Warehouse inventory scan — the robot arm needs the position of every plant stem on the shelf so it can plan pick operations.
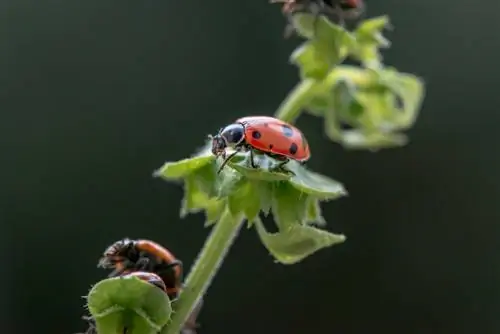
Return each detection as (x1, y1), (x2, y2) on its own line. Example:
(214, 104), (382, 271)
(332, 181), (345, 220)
(274, 79), (319, 123)
(163, 208), (243, 334)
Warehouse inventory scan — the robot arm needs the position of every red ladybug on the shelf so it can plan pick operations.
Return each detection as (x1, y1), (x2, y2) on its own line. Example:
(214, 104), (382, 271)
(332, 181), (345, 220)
(121, 271), (168, 292)
(210, 116), (310, 173)
(98, 238), (183, 299)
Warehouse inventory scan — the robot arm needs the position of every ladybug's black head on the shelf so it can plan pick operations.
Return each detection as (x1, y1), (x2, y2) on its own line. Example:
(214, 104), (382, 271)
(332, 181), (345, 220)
(210, 123), (245, 157)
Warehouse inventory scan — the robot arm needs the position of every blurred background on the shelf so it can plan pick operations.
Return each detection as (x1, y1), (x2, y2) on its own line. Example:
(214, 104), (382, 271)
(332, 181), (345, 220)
(3, 0), (500, 333)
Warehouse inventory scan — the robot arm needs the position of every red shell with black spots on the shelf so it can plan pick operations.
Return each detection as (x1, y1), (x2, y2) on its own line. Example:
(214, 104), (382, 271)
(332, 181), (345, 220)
(236, 116), (311, 162)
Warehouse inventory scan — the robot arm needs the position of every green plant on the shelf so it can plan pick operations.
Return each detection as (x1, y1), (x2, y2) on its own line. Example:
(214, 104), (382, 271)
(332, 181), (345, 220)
(84, 6), (424, 334)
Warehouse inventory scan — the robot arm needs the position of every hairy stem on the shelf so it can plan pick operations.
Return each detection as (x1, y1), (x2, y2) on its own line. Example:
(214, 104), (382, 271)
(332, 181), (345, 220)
(274, 79), (319, 123)
(163, 208), (243, 334)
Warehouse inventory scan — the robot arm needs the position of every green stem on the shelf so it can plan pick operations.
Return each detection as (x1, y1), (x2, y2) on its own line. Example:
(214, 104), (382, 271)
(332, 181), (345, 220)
(274, 79), (319, 124)
(163, 208), (243, 334)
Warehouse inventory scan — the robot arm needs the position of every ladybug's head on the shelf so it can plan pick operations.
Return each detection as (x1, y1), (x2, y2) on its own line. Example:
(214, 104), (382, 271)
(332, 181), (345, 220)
(98, 238), (136, 268)
(210, 123), (245, 157)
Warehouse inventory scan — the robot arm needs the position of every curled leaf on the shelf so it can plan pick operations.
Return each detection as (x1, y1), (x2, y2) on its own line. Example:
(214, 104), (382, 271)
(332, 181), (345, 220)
(351, 16), (392, 67)
(87, 276), (171, 334)
(301, 66), (424, 150)
(305, 196), (327, 227)
(255, 218), (346, 264)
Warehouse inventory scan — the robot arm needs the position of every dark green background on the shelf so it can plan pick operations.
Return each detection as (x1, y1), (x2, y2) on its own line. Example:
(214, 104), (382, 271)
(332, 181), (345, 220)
(3, 0), (500, 333)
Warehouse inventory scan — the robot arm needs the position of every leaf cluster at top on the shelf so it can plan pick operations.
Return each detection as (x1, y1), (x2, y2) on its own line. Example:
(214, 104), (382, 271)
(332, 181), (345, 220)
(155, 143), (347, 264)
(281, 14), (425, 150)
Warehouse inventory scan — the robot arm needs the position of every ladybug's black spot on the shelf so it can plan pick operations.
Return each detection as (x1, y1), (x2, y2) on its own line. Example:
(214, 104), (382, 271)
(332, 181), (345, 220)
(269, 144), (274, 149)
(281, 125), (294, 137)
(252, 130), (262, 139)
(263, 123), (269, 127)
(289, 143), (298, 155)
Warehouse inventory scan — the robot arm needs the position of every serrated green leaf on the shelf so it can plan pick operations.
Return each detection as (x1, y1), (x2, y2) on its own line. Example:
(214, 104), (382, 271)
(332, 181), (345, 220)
(192, 163), (218, 197)
(354, 16), (391, 46)
(227, 179), (261, 221)
(305, 197), (326, 227)
(181, 176), (224, 226)
(87, 276), (171, 334)
(255, 218), (346, 264)
(286, 161), (347, 200)
(290, 13), (355, 48)
(216, 167), (245, 197)
(154, 147), (214, 180)
(271, 182), (309, 230)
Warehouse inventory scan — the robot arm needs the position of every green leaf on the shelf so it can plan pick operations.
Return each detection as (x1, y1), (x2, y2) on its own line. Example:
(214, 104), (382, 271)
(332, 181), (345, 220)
(226, 151), (293, 181)
(305, 95), (329, 117)
(227, 180), (261, 223)
(286, 161), (347, 200)
(154, 144), (214, 180)
(291, 41), (333, 80)
(289, 14), (355, 80)
(377, 68), (425, 129)
(181, 176), (225, 226)
(216, 166), (245, 197)
(87, 275), (171, 334)
(271, 182), (310, 230)
(351, 16), (392, 67)
(255, 180), (273, 217)
(305, 197), (326, 227)
(156, 141), (347, 231)
(255, 218), (346, 264)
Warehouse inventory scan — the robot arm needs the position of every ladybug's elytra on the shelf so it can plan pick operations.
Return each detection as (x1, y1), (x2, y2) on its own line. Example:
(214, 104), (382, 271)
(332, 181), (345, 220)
(98, 238), (183, 299)
(121, 271), (168, 293)
(210, 116), (310, 173)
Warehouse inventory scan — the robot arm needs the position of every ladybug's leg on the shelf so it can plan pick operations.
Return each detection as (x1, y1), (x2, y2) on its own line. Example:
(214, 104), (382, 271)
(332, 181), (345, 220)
(107, 263), (128, 277)
(217, 150), (238, 174)
(274, 158), (290, 170)
(249, 148), (258, 168)
(157, 260), (183, 281)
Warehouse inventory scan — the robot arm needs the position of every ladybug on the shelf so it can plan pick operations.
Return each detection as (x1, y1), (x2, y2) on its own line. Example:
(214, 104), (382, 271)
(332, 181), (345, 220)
(210, 116), (310, 173)
(98, 238), (183, 299)
(121, 271), (168, 293)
